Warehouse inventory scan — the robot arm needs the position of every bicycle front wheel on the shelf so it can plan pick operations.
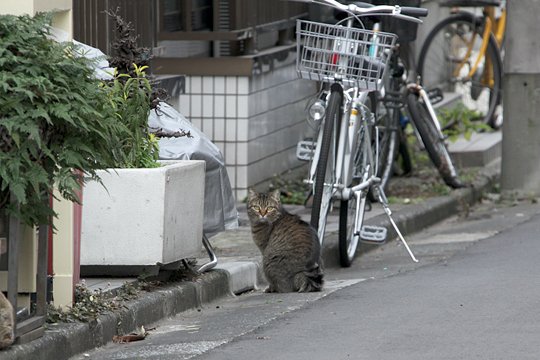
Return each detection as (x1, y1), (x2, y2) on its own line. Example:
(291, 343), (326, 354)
(310, 84), (342, 242)
(406, 92), (464, 188)
(338, 123), (369, 267)
(417, 12), (503, 128)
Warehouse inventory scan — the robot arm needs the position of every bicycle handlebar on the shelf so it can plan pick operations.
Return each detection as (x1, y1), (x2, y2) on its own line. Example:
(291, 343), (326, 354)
(289, 0), (428, 23)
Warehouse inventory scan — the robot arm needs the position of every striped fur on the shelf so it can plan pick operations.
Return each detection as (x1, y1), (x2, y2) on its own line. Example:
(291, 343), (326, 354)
(247, 189), (324, 293)
(0, 291), (14, 349)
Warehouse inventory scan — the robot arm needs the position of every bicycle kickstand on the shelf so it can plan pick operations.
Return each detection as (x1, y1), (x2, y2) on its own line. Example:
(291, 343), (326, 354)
(375, 186), (419, 263)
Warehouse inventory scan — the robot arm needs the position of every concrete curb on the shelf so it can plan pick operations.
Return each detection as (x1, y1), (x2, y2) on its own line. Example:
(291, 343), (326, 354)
(2, 162), (499, 360)
(370, 160), (500, 242)
(3, 270), (232, 360)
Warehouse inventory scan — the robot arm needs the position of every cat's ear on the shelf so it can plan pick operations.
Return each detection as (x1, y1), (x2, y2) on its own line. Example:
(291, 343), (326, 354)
(270, 189), (281, 202)
(247, 188), (257, 201)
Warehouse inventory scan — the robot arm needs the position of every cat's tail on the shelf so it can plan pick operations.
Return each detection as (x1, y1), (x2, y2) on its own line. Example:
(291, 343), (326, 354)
(295, 263), (324, 292)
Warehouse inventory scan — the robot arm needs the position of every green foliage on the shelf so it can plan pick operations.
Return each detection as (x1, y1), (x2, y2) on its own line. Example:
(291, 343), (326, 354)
(438, 103), (492, 142)
(0, 14), (160, 227)
(103, 65), (159, 168)
(0, 14), (125, 225)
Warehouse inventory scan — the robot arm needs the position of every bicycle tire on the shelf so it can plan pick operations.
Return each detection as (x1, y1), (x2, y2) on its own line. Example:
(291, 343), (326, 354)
(371, 92), (399, 192)
(339, 188), (367, 267)
(406, 92), (465, 188)
(310, 84), (342, 241)
(338, 115), (369, 267)
(417, 12), (503, 128)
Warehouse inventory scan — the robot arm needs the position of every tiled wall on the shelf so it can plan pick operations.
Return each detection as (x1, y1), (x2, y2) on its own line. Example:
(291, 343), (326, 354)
(174, 63), (317, 201)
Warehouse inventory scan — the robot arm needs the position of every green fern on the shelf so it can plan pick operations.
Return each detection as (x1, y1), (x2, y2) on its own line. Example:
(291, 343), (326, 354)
(0, 13), (157, 226)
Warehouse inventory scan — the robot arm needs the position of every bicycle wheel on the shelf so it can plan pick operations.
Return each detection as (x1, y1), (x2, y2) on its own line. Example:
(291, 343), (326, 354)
(338, 115), (370, 267)
(417, 12), (503, 128)
(370, 92), (399, 192)
(406, 92), (464, 188)
(310, 84), (342, 242)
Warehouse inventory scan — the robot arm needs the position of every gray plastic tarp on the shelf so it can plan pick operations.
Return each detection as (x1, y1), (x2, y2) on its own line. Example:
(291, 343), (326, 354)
(148, 103), (239, 234)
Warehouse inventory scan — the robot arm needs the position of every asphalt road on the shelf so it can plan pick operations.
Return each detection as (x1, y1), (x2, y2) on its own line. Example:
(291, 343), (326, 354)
(75, 199), (540, 360)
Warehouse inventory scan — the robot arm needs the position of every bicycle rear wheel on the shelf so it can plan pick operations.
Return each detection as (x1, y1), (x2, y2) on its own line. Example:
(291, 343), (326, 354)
(371, 92), (399, 192)
(417, 12), (503, 128)
(310, 84), (342, 242)
(406, 92), (464, 188)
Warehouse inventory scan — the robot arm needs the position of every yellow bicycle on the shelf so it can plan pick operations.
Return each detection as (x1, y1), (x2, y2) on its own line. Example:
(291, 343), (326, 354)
(417, 0), (505, 129)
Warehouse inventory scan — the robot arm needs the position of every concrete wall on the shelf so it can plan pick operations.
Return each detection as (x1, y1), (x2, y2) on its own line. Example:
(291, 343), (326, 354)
(501, 0), (540, 196)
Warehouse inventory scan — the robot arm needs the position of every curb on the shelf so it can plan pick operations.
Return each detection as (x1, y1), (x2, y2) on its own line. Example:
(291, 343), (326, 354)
(2, 162), (499, 360)
(3, 270), (232, 360)
(370, 159), (500, 242)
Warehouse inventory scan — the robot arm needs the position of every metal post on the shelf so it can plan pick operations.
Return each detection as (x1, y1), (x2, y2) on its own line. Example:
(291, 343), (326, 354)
(35, 220), (48, 316)
(7, 193), (20, 333)
(501, 0), (540, 197)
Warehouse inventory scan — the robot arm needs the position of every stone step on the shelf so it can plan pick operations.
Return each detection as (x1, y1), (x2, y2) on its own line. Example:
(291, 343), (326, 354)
(448, 131), (502, 168)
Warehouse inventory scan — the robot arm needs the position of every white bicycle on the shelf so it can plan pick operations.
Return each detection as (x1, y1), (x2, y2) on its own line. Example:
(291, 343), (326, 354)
(294, 0), (425, 266)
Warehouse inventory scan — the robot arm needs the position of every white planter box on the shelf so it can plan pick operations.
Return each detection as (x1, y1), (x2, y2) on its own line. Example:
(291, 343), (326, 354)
(80, 160), (205, 275)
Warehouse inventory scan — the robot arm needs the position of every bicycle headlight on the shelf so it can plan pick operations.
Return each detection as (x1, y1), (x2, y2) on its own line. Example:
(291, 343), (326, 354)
(308, 100), (326, 122)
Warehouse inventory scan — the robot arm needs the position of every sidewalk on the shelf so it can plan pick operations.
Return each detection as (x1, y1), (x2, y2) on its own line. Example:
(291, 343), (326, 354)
(2, 159), (501, 360)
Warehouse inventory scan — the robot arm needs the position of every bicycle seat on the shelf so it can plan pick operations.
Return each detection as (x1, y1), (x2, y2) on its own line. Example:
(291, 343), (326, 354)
(440, 0), (501, 7)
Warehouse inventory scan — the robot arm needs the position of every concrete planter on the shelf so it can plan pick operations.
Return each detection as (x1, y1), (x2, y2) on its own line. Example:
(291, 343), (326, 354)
(80, 160), (205, 276)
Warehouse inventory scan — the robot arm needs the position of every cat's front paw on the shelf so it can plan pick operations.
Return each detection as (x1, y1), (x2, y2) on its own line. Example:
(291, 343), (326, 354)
(264, 286), (276, 293)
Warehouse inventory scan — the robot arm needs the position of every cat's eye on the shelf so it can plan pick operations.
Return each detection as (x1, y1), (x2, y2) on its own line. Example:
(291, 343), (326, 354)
(267, 206), (275, 211)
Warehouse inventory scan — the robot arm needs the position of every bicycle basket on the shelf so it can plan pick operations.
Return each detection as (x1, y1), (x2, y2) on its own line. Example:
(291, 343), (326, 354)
(296, 20), (397, 91)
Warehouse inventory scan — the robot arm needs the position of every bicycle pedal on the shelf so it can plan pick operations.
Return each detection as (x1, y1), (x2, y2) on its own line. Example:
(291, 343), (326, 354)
(359, 225), (387, 244)
(296, 140), (316, 161)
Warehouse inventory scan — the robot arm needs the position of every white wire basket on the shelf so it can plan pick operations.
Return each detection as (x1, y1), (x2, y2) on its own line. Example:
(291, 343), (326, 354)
(296, 20), (397, 91)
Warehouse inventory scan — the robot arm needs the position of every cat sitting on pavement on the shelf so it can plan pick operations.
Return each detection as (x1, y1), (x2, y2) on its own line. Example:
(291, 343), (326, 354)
(246, 189), (324, 293)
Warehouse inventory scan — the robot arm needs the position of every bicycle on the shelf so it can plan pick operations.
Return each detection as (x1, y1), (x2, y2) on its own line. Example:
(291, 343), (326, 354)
(417, 0), (505, 129)
(294, 0), (425, 266)
(384, 42), (466, 189)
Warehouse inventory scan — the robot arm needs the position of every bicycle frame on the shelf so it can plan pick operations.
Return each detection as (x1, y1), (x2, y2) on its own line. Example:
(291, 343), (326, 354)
(305, 88), (374, 232)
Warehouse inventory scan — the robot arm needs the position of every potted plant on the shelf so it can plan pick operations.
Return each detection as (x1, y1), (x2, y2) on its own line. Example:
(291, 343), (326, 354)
(79, 11), (205, 275)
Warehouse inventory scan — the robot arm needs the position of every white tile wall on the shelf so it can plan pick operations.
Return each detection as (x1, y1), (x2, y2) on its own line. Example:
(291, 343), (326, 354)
(237, 119), (248, 142)
(225, 95), (237, 118)
(225, 120), (236, 142)
(214, 76), (225, 94)
(191, 76), (202, 93)
(190, 95), (202, 117)
(179, 95), (190, 117)
(225, 143), (236, 165)
(236, 166), (247, 188)
(175, 68), (314, 197)
(236, 142), (248, 165)
(214, 95), (225, 117)
(214, 118), (225, 141)
(225, 76), (237, 93)
(202, 95), (213, 117)
(237, 95), (248, 118)
(202, 76), (213, 94)
(238, 77), (249, 95)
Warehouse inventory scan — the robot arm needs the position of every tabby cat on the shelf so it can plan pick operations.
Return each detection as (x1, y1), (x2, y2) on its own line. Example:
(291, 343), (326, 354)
(247, 189), (324, 293)
(0, 291), (14, 349)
